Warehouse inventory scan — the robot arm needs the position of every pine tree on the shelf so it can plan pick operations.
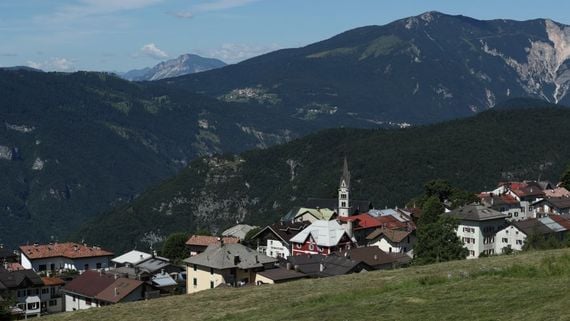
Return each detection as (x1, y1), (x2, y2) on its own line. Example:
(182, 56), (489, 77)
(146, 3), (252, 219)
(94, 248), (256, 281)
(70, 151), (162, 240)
(560, 165), (570, 190)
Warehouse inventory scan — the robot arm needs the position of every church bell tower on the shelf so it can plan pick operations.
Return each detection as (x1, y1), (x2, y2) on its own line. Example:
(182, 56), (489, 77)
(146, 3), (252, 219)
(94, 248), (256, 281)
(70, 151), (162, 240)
(338, 157), (351, 217)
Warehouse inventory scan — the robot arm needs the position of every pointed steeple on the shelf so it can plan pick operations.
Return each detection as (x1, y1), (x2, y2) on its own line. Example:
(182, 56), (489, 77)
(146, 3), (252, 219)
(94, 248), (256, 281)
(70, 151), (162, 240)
(340, 157), (350, 189)
(338, 157), (351, 218)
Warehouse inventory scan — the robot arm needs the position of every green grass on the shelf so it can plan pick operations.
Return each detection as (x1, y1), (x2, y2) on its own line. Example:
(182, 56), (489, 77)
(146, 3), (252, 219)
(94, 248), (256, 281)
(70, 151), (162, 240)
(42, 248), (570, 321)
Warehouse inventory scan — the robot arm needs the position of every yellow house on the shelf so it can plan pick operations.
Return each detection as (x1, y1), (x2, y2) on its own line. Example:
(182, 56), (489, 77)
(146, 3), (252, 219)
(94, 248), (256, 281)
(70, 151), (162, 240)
(184, 242), (278, 294)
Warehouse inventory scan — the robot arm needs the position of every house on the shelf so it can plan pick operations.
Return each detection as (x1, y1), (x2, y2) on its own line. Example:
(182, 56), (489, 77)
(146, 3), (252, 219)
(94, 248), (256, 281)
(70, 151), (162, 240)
(0, 269), (64, 317)
(289, 220), (356, 256)
(185, 235), (240, 256)
(251, 221), (309, 258)
(446, 204), (508, 258)
(282, 254), (372, 278)
(479, 193), (526, 221)
(532, 197), (570, 217)
(335, 247), (411, 270)
(254, 267), (307, 285)
(111, 250), (153, 267)
(338, 213), (385, 244)
(495, 217), (567, 253)
(19, 242), (113, 273)
(222, 224), (258, 240)
(280, 207), (336, 223)
(366, 227), (416, 257)
(184, 242), (277, 294)
(63, 270), (147, 311)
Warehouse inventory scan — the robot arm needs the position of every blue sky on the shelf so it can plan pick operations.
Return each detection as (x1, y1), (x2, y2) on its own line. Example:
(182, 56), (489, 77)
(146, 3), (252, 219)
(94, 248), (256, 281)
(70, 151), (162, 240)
(1, 0), (570, 72)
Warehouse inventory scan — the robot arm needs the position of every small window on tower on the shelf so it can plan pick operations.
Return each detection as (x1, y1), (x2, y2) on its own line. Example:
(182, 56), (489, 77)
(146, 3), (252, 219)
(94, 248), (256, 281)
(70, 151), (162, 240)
(340, 194), (347, 199)
(341, 202), (346, 207)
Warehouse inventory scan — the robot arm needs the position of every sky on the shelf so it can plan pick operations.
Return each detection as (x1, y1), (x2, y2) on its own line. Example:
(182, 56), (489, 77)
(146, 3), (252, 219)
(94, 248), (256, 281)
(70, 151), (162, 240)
(1, 0), (570, 72)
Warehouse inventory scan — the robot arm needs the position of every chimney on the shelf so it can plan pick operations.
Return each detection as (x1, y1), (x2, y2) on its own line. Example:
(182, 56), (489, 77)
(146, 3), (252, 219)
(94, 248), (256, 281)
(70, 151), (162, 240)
(319, 263), (325, 272)
(153, 250), (157, 258)
(373, 254), (378, 260)
(114, 273), (118, 280)
(255, 255), (259, 264)
(218, 237), (224, 246)
(114, 288), (118, 296)
(286, 262), (292, 270)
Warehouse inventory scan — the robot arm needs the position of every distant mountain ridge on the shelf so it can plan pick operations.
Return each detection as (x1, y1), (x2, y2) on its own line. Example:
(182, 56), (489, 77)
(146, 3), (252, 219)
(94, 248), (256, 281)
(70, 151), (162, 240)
(161, 11), (570, 124)
(121, 54), (226, 81)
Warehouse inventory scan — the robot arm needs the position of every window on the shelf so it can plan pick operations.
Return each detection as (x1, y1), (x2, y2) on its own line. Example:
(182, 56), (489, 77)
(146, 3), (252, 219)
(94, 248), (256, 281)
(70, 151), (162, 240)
(49, 300), (57, 307)
(193, 264), (197, 271)
(84, 264), (89, 271)
(502, 238), (508, 243)
(516, 240), (523, 245)
(50, 263), (55, 271)
(85, 298), (92, 306)
(340, 194), (347, 200)
(296, 244), (301, 249)
(341, 202), (346, 207)
(73, 296), (76, 302)
(210, 281), (214, 289)
(469, 250), (475, 256)
(210, 268), (214, 275)
(27, 302), (39, 310)
(309, 244), (314, 251)
(38, 264), (47, 271)
(193, 278), (197, 286)
(42, 288), (49, 294)
(96, 263), (102, 269)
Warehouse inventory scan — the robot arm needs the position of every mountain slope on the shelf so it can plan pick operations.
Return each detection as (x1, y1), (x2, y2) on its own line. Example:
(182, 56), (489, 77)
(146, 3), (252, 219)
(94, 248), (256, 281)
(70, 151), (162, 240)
(43, 248), (570, 321)
(121, 54), (226, 81)
(161, 11), (570, 124)
(77, 107), (570, 251)
(0, 70), (311, 248)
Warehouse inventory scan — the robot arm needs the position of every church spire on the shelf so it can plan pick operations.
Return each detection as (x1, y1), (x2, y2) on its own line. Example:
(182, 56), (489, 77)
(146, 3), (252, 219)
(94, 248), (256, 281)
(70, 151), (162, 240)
(338, 157), (351, 217)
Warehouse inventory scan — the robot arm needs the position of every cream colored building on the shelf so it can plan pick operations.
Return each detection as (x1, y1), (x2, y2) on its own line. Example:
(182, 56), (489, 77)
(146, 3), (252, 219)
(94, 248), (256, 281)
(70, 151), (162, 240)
(184, 242), (278, 294)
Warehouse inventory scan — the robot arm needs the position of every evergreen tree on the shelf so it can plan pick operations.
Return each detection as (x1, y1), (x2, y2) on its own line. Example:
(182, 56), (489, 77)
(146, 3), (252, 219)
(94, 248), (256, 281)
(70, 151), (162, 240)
(414, 197), (468, 265)
(161, 232), (189, 263)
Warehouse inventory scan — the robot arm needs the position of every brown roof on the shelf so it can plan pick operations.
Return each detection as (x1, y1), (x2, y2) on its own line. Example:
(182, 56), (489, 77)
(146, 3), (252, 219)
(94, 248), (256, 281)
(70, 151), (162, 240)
(366, 228), (413, 243)
(549, 215), (570, 230)
(256, 267), (306, 282)
(41, 277), (65, 286)
(95, 278), (143, 304)
(63, 271), (116, 298)
(20, 242), (113, 260)
(185, 235), (240, 247)
(336, 247), (411, 267)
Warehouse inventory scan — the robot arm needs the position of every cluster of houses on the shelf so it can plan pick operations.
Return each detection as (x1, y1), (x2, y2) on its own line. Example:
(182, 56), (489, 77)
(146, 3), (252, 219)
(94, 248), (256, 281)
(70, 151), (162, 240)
(3, 158), (570, 317)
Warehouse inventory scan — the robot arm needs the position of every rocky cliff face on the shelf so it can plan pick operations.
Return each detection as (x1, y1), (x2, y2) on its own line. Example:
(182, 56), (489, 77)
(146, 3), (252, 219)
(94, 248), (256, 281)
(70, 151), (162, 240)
(122, 54), (226, 81)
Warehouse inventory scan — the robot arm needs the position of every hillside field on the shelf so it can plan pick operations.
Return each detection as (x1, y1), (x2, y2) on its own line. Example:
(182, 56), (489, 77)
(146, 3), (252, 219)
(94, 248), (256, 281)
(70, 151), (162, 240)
(43, 248), (570, 321)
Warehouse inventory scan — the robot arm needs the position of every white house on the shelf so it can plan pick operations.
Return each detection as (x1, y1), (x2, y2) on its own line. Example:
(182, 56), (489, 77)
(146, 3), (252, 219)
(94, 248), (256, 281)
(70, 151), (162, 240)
(20, 242), (114, 273)
(366, 228), (416, 257)
(446, 204), (508, 258)
(252, 221), (309, 258)
(495, 217), (568, 253)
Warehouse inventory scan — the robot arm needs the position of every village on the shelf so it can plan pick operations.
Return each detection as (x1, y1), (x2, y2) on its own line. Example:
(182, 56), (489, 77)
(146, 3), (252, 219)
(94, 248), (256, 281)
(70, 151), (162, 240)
(1, 158), (570, 318)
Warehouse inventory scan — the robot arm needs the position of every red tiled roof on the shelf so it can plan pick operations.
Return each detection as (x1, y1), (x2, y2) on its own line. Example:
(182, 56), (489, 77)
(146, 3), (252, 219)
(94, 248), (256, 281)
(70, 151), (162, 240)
(548, 215), (570, 230)
(4, 263), (25, 272)
(338, 213), (384, 230)
(374, 215), (407, 229)
(20, 242), (113, 260)
(42, 277), (65, 286)
(185, 235), (240, 246)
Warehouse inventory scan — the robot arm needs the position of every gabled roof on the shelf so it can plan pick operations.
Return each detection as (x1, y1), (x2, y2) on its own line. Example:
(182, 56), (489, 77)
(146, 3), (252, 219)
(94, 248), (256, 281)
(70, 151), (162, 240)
(549, 215), (570, 230)
(281, 207), (336, 222)
(538, 216), (566, 233)
(185, 235), (240, 247)
(135, 257), (170, 274)
(446, 204), (507, 221)
(95, 278), (144, 304)
(222, 224), (258, 240)
(184, 243), (277, 270)
(335, 247), (411, 267)
(20, 242), (113, 260)
(544, 187), (570, 198)
(511, 219), (553, 236)
(289, 220), (355, 247)
(252, 221), (309, 244)
(539, 197), (570, 210)
(366, 227), (413, 243)
(41, 277), (65, 286)
(284, 254), (369, 277)
(151, 272), (178, 288)
(338, 213), (383, 230)
(256, 267), (306, 282)
(0, 270), (43, 289)
(111, 250), (153, 266)
(63, 270), (116, 298)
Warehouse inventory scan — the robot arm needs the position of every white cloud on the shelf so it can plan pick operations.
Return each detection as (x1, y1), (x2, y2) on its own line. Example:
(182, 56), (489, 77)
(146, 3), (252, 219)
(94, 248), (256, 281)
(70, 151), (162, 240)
(27, 57), (75, 72)
(140, 43), (169, 60)
(201, 43), (280, 63)
(170, 0), (259, 18)
(42, 0), (163, 22)
(168, 11), (194, 19)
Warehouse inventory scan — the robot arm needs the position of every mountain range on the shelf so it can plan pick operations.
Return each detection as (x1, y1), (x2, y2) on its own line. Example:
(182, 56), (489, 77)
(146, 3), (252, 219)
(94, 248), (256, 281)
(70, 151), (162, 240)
(3, 11), (570, 248)
(162, 11), (570, 124)
(120, 54), (226, 81)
